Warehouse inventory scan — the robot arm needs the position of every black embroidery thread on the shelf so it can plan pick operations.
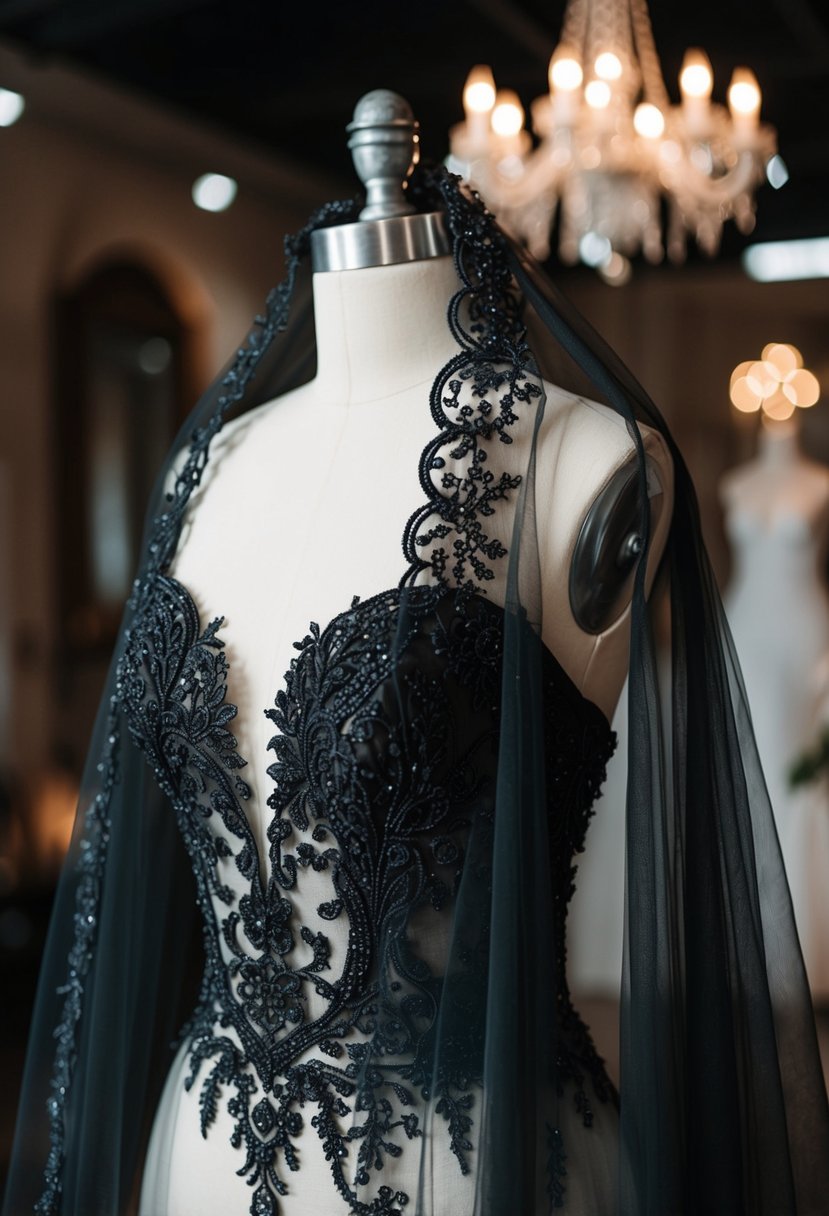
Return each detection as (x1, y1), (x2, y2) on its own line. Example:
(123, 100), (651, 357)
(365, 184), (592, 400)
(37, 173), (618, 1216)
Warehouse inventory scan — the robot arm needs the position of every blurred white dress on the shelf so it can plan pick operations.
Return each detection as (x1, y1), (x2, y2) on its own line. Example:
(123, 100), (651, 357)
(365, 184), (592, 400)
(722, 430), (829, 1001)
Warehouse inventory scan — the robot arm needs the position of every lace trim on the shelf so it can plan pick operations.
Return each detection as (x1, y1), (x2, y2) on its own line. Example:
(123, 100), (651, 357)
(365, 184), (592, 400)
(402, 174), (542, 591)
(35, 699), (121, 1216)
(33, 196), (361, 1216)
(36, 172), (612, 1216)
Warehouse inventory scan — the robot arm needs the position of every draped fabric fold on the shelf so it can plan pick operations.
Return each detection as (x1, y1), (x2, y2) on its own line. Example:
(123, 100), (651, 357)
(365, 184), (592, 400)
(4, 170), (828, 1216)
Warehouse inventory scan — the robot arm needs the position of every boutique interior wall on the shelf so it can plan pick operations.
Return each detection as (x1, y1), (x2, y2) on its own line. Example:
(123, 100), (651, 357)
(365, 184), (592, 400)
(2, 33), (829, 848)
(0, 40), (334, 792)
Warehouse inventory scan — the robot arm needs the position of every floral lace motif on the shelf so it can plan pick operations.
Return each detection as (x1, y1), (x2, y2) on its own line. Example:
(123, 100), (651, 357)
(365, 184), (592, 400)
(120, 576), (616, 1215)
(38, 173), (617, 1216)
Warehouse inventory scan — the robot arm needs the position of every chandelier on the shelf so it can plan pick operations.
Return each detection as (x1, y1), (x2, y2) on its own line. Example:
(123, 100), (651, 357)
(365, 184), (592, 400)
(447, 0), (779, 281)
(730, 344), (820, 422)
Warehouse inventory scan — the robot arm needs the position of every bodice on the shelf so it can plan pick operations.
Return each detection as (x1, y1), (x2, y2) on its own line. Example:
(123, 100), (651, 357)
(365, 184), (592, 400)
(119, 571), (617, 1215)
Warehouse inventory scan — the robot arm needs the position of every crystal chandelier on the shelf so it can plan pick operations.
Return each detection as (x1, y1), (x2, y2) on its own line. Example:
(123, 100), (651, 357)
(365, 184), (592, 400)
(448, 0), (780, 281)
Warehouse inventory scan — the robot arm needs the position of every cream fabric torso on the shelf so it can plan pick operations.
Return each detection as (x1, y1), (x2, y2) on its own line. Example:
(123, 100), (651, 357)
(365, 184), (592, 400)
(138, 254), (672, 1215)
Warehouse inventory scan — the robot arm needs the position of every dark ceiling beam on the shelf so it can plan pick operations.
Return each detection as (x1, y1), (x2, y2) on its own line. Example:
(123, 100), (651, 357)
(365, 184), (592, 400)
(4, 0), (210, 48)
(769, 0), (829, 63)
(465, 0), (557, 65)
(0, 0), (62, 24)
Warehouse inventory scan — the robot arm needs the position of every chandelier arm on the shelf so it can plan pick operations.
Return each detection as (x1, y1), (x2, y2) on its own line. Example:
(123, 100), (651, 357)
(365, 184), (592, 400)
(560, 0), (589, 56)
(473, 154), (566, 212)
(629, 0), (671, 110)
(662, 150), (763, 210)
(591, 0), (633, 62)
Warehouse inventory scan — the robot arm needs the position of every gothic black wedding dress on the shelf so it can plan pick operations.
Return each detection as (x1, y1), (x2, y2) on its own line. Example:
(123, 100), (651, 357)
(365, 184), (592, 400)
(4, 170), (829, 1216)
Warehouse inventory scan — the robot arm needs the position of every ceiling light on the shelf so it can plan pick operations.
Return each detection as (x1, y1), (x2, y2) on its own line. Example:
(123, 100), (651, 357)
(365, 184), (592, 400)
(742, 238), (829, 282)
(192, 173), (238, 213)
(0, 88), (25, 127)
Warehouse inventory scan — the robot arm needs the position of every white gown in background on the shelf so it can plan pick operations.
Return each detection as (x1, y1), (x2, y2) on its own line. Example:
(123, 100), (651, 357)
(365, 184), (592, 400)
(722, 421), (829, 1002)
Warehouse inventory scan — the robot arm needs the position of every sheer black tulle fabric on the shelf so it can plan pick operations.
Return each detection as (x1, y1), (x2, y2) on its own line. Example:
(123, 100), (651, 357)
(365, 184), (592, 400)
(3, 171), (829, 1216)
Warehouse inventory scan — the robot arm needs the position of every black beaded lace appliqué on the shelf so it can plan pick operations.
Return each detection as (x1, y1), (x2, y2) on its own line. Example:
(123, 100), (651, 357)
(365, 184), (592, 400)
(39, 175), (617, 1216)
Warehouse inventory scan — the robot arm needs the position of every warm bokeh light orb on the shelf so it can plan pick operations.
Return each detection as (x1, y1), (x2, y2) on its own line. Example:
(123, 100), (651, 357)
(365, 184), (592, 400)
(549, 55), (583, 92)
(763, 391), (796, 422)
(728, 69), (761, 115)
(762, 342), (802, 376)
(787, 368), (820, 408)
(491, 92), (524, 137)
(594, 51), (623, 81)
(679, 49), (713, 99)
(585, 80), (611, 109)
(633, 103), (665, 139)
(731, 345), (820, 417)
(730, 377), (762, 413)
(730, 360), (754, 389)
(746, 361), (778, 398)
(464, 66), (496, 114)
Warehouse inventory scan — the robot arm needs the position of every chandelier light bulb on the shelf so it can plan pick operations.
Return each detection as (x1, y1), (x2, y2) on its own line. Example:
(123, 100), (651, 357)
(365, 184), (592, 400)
(0, 87), (25, 127)
(594, 51), (623, 81)
(679, 49), (714, 100)
(464, 65), (496, 115)
(585, 79), (612, 110)
(192, 173), (238, 212)
(549, 52), (584, 92)
(728, 68), (761, 116)
(633, 102), (665, 139)
(491, 90), (524, 137)
(450, 0), (778, 273)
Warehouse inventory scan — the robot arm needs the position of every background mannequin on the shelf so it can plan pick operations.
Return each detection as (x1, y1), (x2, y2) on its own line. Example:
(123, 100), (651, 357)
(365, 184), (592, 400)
(721, 414), (829, 1002)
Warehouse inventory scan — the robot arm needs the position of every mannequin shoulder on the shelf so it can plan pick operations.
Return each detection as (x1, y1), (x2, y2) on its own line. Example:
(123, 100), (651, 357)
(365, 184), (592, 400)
(162, 380), (326, 502)
(534, 380), (673, 632)
(534, 380), (674, 523)
(530, 381), (674, 715)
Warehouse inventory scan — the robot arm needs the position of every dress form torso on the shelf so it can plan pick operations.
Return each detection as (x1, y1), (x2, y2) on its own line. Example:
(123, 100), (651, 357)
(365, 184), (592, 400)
(139, 248), (673, 1215)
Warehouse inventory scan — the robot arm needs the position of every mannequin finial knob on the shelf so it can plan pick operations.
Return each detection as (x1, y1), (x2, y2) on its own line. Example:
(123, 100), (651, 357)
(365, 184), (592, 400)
(347, 89), (419, 221)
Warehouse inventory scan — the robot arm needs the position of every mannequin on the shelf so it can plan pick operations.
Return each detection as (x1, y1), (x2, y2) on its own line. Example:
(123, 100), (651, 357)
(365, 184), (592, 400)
(9, 90), (829, 1216)
(721, 414), (829, 1000)
(138, 105), (673, 1216)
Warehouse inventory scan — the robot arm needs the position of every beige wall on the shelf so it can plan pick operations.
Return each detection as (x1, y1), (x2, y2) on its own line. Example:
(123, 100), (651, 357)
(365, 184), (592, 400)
(2, 36), (828, 790)
(0, 40), (337, 780)
(564, 264), (829, 586)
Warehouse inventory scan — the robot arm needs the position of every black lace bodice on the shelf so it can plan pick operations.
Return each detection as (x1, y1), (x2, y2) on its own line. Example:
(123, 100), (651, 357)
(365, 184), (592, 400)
(120, 572), (616, 1215)
(38, 175), (617, 1216)
(20, 166), (829, 1216)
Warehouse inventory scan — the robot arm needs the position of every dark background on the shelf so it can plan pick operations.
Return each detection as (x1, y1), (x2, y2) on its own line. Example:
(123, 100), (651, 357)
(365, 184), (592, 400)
(1, 0), (828, 251)
(1, 0), (828, 1197)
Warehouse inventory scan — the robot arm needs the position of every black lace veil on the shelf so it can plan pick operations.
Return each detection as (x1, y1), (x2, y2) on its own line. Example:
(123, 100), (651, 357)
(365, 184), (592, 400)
(4, 171), (829, 1216)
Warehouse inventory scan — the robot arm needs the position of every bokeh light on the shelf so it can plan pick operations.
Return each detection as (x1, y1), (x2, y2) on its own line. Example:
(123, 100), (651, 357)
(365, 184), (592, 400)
(729, 343), (820, 417)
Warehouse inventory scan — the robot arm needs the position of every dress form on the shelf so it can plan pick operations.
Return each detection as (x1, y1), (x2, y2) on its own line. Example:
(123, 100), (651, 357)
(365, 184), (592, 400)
(721, 416), (829, 1001)
(139, 95), (674, 1215)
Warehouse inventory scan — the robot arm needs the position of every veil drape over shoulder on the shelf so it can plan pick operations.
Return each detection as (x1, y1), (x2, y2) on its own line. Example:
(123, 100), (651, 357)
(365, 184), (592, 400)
(4, 170), (829, 1216)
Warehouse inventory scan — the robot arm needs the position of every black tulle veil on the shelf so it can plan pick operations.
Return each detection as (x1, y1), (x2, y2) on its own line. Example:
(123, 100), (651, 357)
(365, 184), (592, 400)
(3, 170), (829, 1216)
